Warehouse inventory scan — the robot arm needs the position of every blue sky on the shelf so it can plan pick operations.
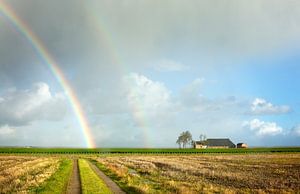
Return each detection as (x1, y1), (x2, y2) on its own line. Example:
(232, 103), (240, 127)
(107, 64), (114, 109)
(0, 0), (300, 147)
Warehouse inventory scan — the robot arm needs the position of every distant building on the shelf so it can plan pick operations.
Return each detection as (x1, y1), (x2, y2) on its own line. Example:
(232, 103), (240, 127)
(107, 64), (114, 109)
(194, 138), (236, 149)
(237, 143), (248, 148)
(194, 143), (207, 149)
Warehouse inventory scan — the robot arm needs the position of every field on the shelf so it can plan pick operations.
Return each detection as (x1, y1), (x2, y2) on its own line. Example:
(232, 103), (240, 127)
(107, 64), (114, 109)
(94, 154), (300, 193)
(0, 156), (61, 193)
(33, 159), (72, 193)
(0, 149), (299, 193)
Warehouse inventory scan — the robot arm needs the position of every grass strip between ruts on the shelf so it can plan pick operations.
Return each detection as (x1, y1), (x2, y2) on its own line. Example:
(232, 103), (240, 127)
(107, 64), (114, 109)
(79, 159), (112, 194)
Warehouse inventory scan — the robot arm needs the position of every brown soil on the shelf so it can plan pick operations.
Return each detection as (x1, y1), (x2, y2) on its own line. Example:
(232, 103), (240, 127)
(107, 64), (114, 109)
(88, 161), (126, 194)
(67, 159), (81, 194)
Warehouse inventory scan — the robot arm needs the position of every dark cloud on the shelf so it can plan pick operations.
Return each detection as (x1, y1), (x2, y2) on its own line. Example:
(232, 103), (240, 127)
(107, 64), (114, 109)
(1, 1), (300, 147)
(1, 0), (300, 89)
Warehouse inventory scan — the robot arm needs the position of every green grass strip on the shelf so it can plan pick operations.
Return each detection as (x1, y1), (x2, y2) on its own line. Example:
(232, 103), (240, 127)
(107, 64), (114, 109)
(79, 159), (112, 194)
(30, 159), (72, 194)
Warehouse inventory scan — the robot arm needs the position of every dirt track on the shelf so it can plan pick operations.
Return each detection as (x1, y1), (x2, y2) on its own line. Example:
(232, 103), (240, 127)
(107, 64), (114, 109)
(88, 161), (126, 194)
(67, 159), (81, 194)
(66, 159), (125, 194)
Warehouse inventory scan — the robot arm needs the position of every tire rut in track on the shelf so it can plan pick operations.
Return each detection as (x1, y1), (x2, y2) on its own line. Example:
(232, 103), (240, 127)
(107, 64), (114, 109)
(88, 161), (126, 194)
(67, 159), (81, 194)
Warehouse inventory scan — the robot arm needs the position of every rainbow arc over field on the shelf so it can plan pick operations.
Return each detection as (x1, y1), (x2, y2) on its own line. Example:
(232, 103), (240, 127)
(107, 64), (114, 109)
(0, 1), (96, 148)
(89, 8), (150, 147)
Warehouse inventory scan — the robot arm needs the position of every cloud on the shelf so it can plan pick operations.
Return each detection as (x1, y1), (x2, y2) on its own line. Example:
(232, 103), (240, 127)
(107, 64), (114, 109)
(0, 1), (299, 147)
(250, 98), (291, 115)
(243, 119), (283, 136)
(179, 78), (244, 113)
(291, 125), (300, 137)
(86, 0), (300, 66)
(2, 0), (300, 81)
(0, 125), (15, 136)
(92, 73), (244, 147)
(124, 73), (171, 116)
(87, 73), (172, 116)
(182, 78), (204, 93)
(153, 59), (189, 72)
(0, 82), (67, 127)
(87, 73), (178, 147)
(180, 78), (205, 107)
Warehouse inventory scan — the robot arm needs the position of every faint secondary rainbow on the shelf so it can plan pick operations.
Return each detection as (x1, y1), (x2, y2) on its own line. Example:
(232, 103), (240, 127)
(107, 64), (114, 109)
(0, 0), (96, 148)
(89, 9), (150, 147)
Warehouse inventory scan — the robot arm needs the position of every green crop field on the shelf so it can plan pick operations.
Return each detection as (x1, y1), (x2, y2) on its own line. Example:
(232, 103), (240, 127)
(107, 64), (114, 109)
(0, 147), (300, 154)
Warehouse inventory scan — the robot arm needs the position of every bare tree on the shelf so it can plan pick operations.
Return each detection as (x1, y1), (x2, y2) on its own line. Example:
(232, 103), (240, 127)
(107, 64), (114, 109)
(176, 134), (184, 148)
(183, 131), (193, 148)
(176, 131), (193, 148)
(199, 134), (207, 141)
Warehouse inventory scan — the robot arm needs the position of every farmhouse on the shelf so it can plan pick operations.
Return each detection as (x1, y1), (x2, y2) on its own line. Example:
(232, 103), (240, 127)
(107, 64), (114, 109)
(237, 143), (248, 148)
(194, 138), (236, 149)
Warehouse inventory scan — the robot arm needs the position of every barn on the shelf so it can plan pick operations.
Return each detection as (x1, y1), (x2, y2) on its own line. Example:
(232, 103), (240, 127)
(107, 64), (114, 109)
(194, 138), (236, 149)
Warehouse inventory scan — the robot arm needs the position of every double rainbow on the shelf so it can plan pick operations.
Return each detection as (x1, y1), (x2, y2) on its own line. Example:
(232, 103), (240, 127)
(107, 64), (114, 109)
(0, 0), (96, 148)
(88, 7), (150, 147)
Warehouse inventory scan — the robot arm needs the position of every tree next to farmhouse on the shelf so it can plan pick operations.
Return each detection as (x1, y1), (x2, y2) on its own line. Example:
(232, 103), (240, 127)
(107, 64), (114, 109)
(176, 131), (193, 148)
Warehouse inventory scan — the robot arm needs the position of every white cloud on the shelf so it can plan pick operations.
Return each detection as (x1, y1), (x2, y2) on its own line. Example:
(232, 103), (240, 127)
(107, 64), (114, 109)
(183, 78), (205, 93)
(90, 74), (247, 146)
(179, 78), (243, 113)
(0, 82), (67, 126)
(153, 60), (189, 72)
(124, 73), (171, 113)
(243, 119), (283, 136)
(0, 125), (15, 135)
(85, 72), (173, 118)
(250, 98), (290, 115)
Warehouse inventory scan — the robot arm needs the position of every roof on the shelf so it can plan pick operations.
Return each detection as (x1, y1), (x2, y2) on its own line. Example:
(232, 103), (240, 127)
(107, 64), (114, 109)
(195, 138), (235, 148)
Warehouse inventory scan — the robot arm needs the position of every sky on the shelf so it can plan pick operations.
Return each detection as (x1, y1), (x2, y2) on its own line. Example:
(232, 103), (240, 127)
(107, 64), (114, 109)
(0, 0), (300, 148)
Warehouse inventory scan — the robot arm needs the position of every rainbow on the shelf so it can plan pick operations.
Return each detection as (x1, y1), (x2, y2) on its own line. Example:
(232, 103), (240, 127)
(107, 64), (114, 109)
(88, 8), (150, 147)
(0, 0), (96, 148)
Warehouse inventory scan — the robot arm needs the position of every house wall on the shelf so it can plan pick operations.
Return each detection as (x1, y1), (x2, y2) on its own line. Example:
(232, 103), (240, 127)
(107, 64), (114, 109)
(195, 145), (231, 149)
(195, 144), (207, 149)
(207, 146), (229, 149)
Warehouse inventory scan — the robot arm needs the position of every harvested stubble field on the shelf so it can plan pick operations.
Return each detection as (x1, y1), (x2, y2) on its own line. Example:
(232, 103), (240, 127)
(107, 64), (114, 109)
(95, 153), (300, 193)
(0, 155), (60, 193)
